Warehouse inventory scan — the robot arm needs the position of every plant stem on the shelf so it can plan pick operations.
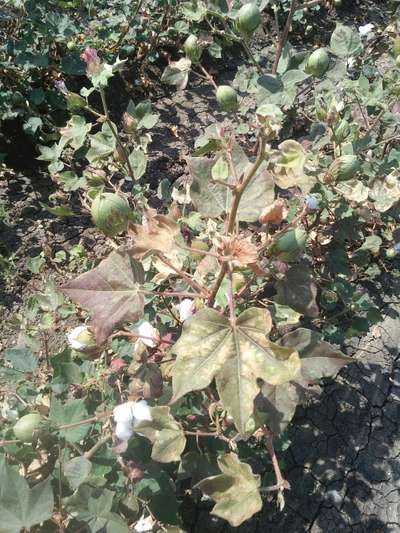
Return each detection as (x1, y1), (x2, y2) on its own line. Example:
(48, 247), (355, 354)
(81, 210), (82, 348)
(208, 134), (267, 307)
(142, 289), (203, 299)
(264, 428), (290, 490)
(84, 434), (112, 459)
(156, 253), (211, 297)
(227, 264), (236, 324)
(272, 0), (297, 75)
(99, 87), (136, 181)
(198, 65), (218, 90)
(58, 411), (111, 431)
(241, 39), (263, 74)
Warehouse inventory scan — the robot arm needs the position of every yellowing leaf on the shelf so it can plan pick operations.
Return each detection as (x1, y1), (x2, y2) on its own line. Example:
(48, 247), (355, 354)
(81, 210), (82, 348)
(171, 308), (300, 434)
(195, 453), (262, 527)
(62, 251), (144, 344)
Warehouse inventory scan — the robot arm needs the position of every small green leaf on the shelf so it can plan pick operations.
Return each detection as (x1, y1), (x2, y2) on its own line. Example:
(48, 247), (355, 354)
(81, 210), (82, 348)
(63, 457), (92, 490)
(3, 347), (38, 373)
(195, 453), (262, 527)
(330, 24), (362, 57)
(50, 398), (89, 443)
(59, 115), (92, 151)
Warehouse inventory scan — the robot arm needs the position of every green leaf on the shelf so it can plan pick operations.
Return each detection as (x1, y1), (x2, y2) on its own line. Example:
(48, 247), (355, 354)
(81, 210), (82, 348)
(195, 453), (262, 527)
(134, 467), (179, 524)
(63, 457), (92, 490)
(189, 144), (274, 222)
(275, 265), (319, 317)
(128, 148), (147, 180)
(126, 100), (159, 130)
(0, 457), (54, 533)
(50, 398), (89, 443)
(330, 24), (362, 57)
(59, 115), (92, 151)
(86, 123), (116, 164)
(62, 251), (144, 344)
(270, 303), (302, 326)
(135, 406), (186, 463)
(3, 347), (38, 373)
(279, 328), (353, 382)
(171, 308), (301, 434)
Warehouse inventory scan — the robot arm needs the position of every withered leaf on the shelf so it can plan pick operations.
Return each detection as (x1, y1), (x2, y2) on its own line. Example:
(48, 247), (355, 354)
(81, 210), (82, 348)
(62, 251), (144, 344)
(128, 211), (180, 258)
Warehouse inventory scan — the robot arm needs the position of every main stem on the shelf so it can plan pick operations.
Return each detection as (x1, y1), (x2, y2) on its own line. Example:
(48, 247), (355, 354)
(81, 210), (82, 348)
(272, 0), (297, 75)
(208, 134), (267, 306)
(99, 88), (136, 181)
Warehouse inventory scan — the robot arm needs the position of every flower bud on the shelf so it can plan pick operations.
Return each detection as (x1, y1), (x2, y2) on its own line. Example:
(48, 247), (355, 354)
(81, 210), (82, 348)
(305, 195), (319, 210)
(122, 112), (137, 133)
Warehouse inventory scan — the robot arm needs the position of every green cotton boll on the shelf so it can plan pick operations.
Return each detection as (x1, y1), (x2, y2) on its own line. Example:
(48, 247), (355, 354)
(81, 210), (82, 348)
(235, 3), (261, 38)
(91, 192), (131, 237)
(13, 413), (43, 443)
(329, 155), (361, 181)
(216, 85), (239, 113)
(333, 119), (351, 143)
(305, 48), (330, 78)
(274, 229), (308, 261)
(183, 34), (202, 64)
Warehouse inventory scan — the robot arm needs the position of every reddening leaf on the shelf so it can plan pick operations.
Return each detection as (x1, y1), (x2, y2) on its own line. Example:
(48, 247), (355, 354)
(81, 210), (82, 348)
(135, 406), (186, 463)
(195, 453), (262, 527)
(171, 308), (301, 434)
(0, 457), (54, 533)
(189, 143), (274, 222)
(62, 251), (144, 344)
(279, 327), (353, 382)
(275, 265), (319, 317)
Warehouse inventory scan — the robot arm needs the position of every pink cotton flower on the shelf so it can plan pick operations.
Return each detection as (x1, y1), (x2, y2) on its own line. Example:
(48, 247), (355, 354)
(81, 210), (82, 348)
(80, 47), (102, 77)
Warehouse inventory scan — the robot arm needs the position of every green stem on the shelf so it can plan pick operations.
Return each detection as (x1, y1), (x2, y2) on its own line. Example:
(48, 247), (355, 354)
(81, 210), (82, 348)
(99, 88), (136, 181)
(241, 39), (263, 74)
(272, 0), (297, 74)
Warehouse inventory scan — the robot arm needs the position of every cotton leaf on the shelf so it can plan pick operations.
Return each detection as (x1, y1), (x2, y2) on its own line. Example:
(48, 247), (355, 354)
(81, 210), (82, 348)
(128, 212), (180, 259)
(189, 143), (274, 222)
(171, 308), (301, 434)
(135, 406), (186, 463)
(195, 453), (262, 527)
(279, 327), (353, 382)
(61, 251), (144, 344)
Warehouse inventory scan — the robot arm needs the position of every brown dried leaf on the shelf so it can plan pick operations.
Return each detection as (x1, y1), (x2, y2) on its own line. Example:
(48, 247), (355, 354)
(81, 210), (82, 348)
(62, 250), (144, 344)
(128, 210), (180, 258)
(259, 199), (288, 224)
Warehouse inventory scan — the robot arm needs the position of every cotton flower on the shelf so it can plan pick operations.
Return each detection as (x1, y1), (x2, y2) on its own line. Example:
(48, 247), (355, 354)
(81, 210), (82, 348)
(394, 242), (400, 254)
(177, 299), (194, 321)
(134, 515), (154, 532)
(67, 325), (96, 352)
(80, 47), (102, 77)
(54, 80), (68, 95)
(305, 196), (319, 210)
(359, 23), (374, 36)
(137, 321), (159, 347)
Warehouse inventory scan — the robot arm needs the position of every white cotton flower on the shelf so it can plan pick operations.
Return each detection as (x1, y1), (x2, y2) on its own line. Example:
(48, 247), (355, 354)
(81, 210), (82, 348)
(359, 23), (374, 36)
(131, 400), (152, 425)
(134, 514), (154, 532)
(137, 321), (159, 347)
(115, 421), (134, 441)
(177, 299), (194, 321)
(67, 325), (96, 352)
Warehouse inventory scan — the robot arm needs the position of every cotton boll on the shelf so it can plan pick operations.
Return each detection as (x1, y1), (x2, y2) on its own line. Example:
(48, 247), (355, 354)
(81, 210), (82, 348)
(115, 421), (134, 441)
(177, 299), (194, 321)
(359, 23), (374, 36)
(134, 515), (154, 532)
(131, 400), (152, 425)
(113, 401), (135, 423)
(67, 325), (96, 352)
(137, 321), (159, 347)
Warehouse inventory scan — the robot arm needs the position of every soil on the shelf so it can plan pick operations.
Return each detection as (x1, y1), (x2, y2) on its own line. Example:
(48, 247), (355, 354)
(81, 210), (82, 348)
(1, 1), (399, 531)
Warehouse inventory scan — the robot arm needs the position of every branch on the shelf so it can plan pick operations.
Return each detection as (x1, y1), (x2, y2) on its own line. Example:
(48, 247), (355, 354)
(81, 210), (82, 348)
(272, 0), (297, 75)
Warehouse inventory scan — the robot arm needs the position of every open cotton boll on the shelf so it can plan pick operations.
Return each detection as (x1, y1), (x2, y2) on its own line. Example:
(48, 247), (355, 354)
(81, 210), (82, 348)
(115, 421), (134, 441)
(137, 321), (159, 347)
(134, 514), (154, 532)
(113, 401), (136, 423)
(359, 23), (374, 36)
(131, 400), (152, 425)
(177, 299), (194, 321)
(67, 325), (96, 352)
